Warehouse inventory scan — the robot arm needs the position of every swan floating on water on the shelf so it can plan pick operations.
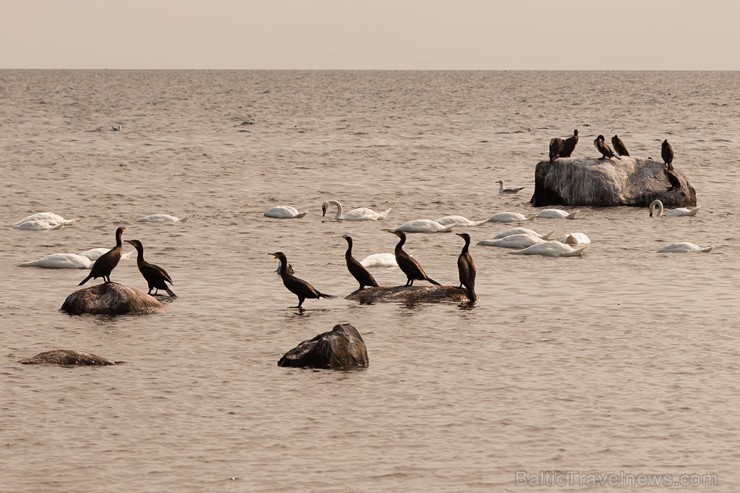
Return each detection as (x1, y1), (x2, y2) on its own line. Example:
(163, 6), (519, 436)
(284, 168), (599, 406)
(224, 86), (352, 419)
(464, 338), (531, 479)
(487, 212), (534, 223)
(264, 206), (307, 219)
(435, 215), (487, 227)
(360, 253), (398, 268)
(493, 227), (552, 240)
(509, 241), (587, 257)
(388, 219), (453, 233)
(19, 253), (93, 269)
(560, 232), (591, 245)
(536, 209), (579, 219)
(496, 180), (525, 194)
(14, 212), (79, 230)
(478, 233), (546, 249)
(657, 242), (713, 253)
(137, 214), (192, 223)
(649, 200), (700, 218)
(321, 200), (391, 221)
(79, 247), (134, 262)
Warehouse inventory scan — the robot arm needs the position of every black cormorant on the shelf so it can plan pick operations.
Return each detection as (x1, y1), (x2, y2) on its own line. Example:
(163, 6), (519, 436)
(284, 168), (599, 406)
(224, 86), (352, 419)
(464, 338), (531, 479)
(594, 135), (618, 159)
(559, 129), (579, 157)
(611, 135), (630, 156)
(549, 137), (564, 163)
(664, 168), (682, 191)
(125, 239), (176, 297)
(455, 233), (477, 302)
(78, 226), (127, 286)
(270, 252), (333, 309)
(661, 139), (674, 171)
(390, 231), (440, 286)
(342, 234), (379, 290)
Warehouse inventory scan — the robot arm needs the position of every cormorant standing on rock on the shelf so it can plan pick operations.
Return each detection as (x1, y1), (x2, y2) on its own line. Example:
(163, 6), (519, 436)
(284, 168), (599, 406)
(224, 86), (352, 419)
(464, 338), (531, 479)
(611, 135), (630, 156)
(559, 129), (579, 157)
(662, 139), (674, 171)
(455, 233), (477, 302)
(270, 251), (333, 309)
(664, 168), (682, 191)
(594, 135), (619, 159)
(390, 231), (441, 286)
(125, 239), (176, 297)
(549, 138), (564, 163)
(342, 235), (379, 290)
(78, 226), (127, 285)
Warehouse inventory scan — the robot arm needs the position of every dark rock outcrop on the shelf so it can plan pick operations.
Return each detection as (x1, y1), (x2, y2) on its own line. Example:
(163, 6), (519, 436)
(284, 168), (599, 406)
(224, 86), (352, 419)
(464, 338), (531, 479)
(345, 285), (470, 304)
(278, 323), (369, 370)
(530, 157), (697, 207)
(61, 281), (165, 315)
(19, 349), (122, 366)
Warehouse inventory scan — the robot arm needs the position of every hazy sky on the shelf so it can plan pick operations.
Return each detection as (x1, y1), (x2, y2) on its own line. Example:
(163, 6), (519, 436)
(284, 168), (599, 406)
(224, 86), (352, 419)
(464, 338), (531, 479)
(1, 0), (739, 70)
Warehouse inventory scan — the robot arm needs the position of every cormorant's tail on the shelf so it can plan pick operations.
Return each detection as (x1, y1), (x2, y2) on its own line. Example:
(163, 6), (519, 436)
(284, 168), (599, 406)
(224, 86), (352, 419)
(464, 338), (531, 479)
(427, 278), (441, 286)
(319, 292), (335, 299)
(78, 275), (92, 286)
(165, 287), (177, 297)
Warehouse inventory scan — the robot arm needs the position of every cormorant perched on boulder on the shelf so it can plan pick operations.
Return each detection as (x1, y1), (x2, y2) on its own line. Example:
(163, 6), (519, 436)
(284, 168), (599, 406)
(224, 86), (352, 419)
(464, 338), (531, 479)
(593, 135), (618, 159)
(78, 226), (127, 286)
(390, 231), (440, 286)
(455, 233), (477, 303)
(549, 137), (564, 162)
(125, 239), (176, 297)
(559, 129), (579, 157)
(661, 139), (674, 170)
(342, 235), (379, 290)
(611, 135), (630, 156)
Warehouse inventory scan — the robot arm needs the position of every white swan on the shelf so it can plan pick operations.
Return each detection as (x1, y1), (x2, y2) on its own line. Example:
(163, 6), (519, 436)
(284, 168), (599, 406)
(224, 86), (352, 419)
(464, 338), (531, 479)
(509, 241), (587, 257)
(264, 206), (307, 219)
(649, 200), (700, 218)
(487, 212), (534, 223)
(137, 214), (192, 223)
(536, 209), (579, 219)
(496, 180), (525, 194)
(657, 242), (713, 253)
(19, 253), (93, 269)
(435, 215), (487, 227)
(321, 200), (391, 221)
(478, 233), (546, 249)
(493, 227), (552, 240)
(360, 253), (398, 268)
(560, 233), (591, 245)
(14, 212), (79, 230)
(79, 247), (134, 262)
(388, 219), (453, 233)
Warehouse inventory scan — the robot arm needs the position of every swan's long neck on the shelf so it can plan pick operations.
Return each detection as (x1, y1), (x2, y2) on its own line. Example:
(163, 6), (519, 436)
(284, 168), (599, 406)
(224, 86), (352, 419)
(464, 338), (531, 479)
(498, 181), (505, 193)
(650, 200), (664, 217)
(329, 200), (343, 219)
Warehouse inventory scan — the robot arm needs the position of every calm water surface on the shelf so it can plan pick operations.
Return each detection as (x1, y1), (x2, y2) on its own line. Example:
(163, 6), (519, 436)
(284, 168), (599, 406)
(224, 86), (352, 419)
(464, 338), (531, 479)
(1, 70), (739, 492)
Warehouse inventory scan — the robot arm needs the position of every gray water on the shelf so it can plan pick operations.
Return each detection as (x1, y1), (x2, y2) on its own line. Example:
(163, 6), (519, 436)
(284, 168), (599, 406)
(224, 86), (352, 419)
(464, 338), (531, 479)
(1, 70), (738, 492)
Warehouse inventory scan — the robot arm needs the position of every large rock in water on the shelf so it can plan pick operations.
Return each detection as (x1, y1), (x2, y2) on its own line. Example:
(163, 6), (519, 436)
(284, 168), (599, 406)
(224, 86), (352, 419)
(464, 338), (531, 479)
(19, 349), (122, 366)
(530, 157), (697, 207)
(278, 323), (369, 370)
(61, 282), (165, 315)
(346, 285), (470, 304)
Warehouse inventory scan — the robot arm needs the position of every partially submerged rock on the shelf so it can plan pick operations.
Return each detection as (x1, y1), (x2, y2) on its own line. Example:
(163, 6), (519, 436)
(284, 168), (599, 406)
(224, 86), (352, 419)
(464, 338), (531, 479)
(278, 323), (369, 370)
(61, 281), (165, 315)
(345, 285), (470, 304)
(19, 349), (122, 366)
(531, 157), (697, 207)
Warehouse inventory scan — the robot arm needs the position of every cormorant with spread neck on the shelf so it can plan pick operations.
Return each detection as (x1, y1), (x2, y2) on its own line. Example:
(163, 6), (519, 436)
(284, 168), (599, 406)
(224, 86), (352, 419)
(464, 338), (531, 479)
(342, 235), (379, 290)
(125, 239), (176, 297)
(390, 231), (440, 286)
(549, 137), (564, 163)
(270, 251), (333, 309)
(455, 233), (477, 302)
(78, 226), (127, 285)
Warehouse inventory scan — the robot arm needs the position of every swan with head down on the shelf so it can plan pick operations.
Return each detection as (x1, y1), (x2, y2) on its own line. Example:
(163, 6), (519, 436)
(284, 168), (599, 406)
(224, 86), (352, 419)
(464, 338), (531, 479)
(388, 219), (453, 233)
(649, 200), (700, 218)
(264, 206), (307, 219)
(657, 242), (713, 253)
(322, 200), (391, 221)
(435, 215), (487, 227)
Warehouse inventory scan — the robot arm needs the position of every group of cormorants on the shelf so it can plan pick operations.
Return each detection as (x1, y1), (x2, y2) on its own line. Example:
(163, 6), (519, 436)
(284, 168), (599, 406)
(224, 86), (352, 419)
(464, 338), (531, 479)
(270, 230), (477, 310)
(78, 226), (176, 297)
(548, 129), (677, 172)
